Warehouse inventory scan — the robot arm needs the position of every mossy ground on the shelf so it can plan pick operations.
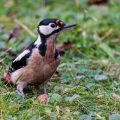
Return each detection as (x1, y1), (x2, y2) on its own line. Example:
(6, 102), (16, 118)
(0, 0), (120, 120)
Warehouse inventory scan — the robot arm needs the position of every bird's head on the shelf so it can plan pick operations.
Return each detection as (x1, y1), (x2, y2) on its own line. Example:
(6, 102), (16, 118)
(37, 18), (76, 38)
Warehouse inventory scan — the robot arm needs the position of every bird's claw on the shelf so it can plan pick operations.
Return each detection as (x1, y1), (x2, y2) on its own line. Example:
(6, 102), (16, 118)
(16, 89), (25, 97)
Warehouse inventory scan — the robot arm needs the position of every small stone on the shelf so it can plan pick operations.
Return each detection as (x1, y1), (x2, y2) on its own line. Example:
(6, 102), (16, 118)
(37, 94), (48, 104)
(94, 74), (108, 81)
(101, 59), (109, 65)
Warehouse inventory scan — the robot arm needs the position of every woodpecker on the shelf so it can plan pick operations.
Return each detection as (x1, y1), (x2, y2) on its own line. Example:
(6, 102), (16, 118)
(4, 18), (76, 101)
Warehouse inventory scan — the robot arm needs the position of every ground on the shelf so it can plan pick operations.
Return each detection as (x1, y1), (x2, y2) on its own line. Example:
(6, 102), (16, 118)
(0, 0), (120, 120)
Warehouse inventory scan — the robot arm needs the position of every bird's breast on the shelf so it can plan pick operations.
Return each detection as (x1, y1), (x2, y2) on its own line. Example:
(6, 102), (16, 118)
(26, 47), (60, 83)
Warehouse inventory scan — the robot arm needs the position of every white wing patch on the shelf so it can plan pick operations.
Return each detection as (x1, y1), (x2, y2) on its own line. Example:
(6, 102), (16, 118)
(34, 35), (42, 47)
(13, 50), (30, 62)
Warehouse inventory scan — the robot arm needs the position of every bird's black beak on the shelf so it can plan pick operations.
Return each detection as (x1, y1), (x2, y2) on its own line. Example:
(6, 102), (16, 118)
(62, 23), (76, 30)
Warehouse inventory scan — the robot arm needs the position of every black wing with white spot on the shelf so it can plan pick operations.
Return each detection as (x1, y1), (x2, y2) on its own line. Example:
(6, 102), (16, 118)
(9, 43), (35, 72)
(9, 50), (31, 72)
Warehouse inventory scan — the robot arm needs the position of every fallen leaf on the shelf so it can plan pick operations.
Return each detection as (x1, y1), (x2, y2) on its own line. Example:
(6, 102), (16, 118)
(3, 27), (20, 41)
(0, 47), (17, 57)
(87, 0), (109, 5)
(56, 41), (72, 54)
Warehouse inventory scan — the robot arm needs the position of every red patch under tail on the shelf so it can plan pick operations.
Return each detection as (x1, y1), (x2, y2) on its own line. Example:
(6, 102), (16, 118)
(3, 71), (12, 83)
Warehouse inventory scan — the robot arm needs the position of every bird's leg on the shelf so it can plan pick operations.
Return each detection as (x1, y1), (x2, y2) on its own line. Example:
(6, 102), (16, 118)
(39, 83), (48, 94)
(43, 83), (48, 94)
(16, 81), (27, 97)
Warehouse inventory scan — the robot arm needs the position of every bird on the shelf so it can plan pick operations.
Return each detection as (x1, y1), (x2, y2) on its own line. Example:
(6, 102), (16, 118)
(4, 18), (76, 102)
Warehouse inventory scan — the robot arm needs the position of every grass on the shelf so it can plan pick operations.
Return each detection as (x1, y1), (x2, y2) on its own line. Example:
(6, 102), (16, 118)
(0, 0), (120, 119)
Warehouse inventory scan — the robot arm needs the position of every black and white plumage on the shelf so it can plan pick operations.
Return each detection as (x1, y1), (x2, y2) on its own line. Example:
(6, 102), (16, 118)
(4, 18), (76, 100)
(9, 35), (59, 73)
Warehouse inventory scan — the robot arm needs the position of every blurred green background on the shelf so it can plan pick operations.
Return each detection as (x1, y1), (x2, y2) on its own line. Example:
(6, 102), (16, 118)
(0, 0), (120, 120)
(0, 0), (120, 61)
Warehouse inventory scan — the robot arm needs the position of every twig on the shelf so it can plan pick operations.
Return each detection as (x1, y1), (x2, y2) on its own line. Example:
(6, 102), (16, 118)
(100, 28), (113, 41)
(72, 0), (79, 9)
(0, 58), (4, 64)
(89, 28), (114, 47)
(14, 18), (36, 38)
(0, 48), (17, 57)
(112, 50), (120, 55)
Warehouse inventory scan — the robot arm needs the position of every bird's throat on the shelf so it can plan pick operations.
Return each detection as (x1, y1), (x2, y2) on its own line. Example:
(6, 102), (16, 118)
(35, 34), (58, 58)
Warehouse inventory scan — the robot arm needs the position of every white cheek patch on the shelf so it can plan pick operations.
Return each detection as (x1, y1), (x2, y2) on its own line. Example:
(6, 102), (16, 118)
(39, 25), (60, 35)
(13, 50), (30, 62)
(39, 25), (54, 35)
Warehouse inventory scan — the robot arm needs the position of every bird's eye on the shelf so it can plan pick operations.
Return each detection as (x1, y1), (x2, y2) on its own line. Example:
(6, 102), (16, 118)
(50, 23), (56, 28)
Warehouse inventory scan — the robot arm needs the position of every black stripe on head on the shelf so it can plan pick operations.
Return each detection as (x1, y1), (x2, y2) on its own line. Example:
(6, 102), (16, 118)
(38, 18), (57, 26)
